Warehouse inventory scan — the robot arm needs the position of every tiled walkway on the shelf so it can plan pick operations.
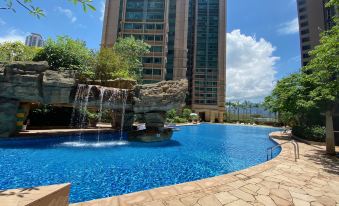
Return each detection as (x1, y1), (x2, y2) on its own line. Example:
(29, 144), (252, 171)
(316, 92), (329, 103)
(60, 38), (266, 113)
(72, 139), (339, 206)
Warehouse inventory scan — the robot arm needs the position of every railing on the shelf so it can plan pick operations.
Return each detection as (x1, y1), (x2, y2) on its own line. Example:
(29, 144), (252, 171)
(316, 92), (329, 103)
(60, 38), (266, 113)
(267, 140), (300, 162)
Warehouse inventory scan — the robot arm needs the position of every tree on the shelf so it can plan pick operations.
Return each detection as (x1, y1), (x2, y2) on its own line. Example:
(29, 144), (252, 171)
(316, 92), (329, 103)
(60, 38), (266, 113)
(0, 0), (95, 18)
(113, 37), (150, 82)
(33, 36), (94, 70)
(94, 48), (129, 81)
(0, 41), (41, 62)
(265, 1), (338, 154)
(264, 73), (304, 125)
(300, 15), (339, 154)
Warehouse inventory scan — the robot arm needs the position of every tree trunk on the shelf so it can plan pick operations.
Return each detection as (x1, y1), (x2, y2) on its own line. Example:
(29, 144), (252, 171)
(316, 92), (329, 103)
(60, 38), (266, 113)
(325, 110), (336, 155)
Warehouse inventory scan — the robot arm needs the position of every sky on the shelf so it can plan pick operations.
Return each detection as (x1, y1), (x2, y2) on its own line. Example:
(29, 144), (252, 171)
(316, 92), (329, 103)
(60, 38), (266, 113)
(0, 0), (301, 102)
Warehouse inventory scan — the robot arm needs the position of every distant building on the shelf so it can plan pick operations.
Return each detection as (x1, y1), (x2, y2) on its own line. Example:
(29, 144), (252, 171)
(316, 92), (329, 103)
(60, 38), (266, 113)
(297, 0), (337, 66)
(25, 33), (44, 47)
(101, 0), (226, 122)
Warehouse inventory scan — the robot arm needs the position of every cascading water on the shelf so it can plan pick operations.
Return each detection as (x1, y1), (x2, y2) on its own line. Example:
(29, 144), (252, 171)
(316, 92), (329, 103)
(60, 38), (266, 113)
(120, 89), (128, 140)
(67, 84), (129, 147)
(70, 84), (87, 128)
(96, 87), (106, 142)
(80, 85), (93, 129)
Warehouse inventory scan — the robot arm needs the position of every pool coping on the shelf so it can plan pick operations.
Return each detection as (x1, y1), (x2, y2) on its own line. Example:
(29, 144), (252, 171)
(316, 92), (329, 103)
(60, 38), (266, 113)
(70, 135), (288, 206)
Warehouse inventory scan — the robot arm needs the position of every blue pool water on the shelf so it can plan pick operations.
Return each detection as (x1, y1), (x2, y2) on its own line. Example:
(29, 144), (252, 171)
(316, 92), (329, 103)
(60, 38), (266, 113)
(0, 124), (281, 203)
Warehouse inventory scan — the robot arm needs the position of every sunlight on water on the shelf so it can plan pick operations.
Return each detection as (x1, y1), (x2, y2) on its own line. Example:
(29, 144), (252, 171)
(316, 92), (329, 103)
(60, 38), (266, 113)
(59, 141), (129, 148)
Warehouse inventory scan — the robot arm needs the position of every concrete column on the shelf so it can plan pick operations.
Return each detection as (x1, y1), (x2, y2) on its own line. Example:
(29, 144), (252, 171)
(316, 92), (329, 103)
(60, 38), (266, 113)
(173, 0), (189, 80)
(210, 112), (216, 123)
(218, 111), (224, 123)
(205, 111), (211, 122)
(101, 0), (121, 48)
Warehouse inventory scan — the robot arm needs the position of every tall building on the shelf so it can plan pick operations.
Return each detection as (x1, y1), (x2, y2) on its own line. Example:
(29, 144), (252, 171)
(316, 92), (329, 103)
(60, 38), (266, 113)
(297, 0), (337, 66)
(25, 33), (44, 47)
(101, 0), (226, 122)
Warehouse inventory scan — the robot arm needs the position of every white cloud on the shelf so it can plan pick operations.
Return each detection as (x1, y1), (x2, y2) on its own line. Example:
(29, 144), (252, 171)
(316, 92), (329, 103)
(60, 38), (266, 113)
(277, 18), (299, 35)
(0, 18), (5, 26)
(0, 29), (27, 43)
(57, 7), (77, 23)
(226, 30), (279, 102)
(100, 1), (105, 21)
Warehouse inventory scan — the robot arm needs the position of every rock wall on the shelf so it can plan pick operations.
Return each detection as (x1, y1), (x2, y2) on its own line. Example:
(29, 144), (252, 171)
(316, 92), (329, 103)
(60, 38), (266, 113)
(133, 80), (188, 114)
(0, 61), (188, 138)
(0, 98), (19, 137)
(0, 61), (75, 104)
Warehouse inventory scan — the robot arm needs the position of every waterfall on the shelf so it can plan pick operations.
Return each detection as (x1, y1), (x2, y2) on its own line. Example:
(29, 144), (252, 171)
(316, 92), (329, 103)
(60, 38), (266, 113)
(120, 89), (128, 140)
(70, 84), (86, 128)
(97, 87), (106, 142)
(69, 84), (130, 145)
(80, 85), (93, 129)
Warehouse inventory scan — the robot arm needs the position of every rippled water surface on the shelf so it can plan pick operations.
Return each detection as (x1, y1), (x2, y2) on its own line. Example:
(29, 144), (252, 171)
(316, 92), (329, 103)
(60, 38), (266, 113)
(0, 124), (281, 203)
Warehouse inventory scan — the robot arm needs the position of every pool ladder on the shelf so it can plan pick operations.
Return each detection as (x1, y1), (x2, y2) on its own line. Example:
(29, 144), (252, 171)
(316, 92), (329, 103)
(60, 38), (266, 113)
(267, 140), (300, 162)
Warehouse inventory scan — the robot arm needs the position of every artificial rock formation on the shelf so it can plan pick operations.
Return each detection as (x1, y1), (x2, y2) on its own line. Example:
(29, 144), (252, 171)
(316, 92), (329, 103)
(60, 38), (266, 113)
(0, 61), (188, 138)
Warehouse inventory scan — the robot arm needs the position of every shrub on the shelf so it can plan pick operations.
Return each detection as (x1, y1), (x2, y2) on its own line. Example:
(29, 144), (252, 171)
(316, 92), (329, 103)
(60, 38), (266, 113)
(166, 109), (177, 120)
(33, 36), (94, 70)
(173, 116), (187, 123)
(182, 108), (192, 120)
(0, 41), (41, 62)
(292, 125), (326, 142)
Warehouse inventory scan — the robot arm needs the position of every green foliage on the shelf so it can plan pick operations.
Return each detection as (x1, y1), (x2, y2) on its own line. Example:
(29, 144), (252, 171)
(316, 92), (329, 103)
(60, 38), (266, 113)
(166, 109), (177, 121)
(113, 37), (150, 82)
(264, 73), (304, 125)
(182, 108), (192, 120)
(166, 108), (194, 123)
(173, 116), (187, 124)
(33, 36), (94, 71)
(300, 17), (339, 111)
(292, 125), (326, 142)
(93, 37), (150, 82)
(94, 48), (130, 81)
(265, 4), (338, 140)
(0, 41), (41, 62)
(85, 110), (99, 122)
(1, 0), (95, 18)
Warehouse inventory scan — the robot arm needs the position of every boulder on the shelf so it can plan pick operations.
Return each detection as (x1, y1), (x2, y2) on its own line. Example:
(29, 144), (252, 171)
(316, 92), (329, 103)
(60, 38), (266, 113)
(0, 61), (49, 102)
(128, 128), (173, 142)
(133, 79), (188, 114)
(42, 70), (76, 105)
(144, 112), (166, 129)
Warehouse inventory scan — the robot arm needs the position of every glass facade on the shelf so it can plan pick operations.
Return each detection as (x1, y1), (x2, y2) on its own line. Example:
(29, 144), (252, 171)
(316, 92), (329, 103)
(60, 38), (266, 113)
(117, 0), (168, 83)
(192, 0), (220, 106)
(166, 0), (176, 80)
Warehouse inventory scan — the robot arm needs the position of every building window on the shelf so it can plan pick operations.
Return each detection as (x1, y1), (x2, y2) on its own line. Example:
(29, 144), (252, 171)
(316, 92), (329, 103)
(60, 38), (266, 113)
(301, 37), (310, 43)
(300, 21), (308, 27)
(298, 7), (306, 13)
(302, 53), (310, 59)
(302, 45), (311, 50)
(299, 15), (307, 21)
(300, 29), (309, 35)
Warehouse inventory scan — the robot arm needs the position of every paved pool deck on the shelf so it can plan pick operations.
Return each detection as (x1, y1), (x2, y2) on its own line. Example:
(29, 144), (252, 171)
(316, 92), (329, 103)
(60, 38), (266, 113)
(71, 137), (339, 206)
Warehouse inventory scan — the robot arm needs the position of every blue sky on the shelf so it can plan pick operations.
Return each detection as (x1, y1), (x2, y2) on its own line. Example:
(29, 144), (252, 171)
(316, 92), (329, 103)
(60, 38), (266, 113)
(228, 0), (301, 80)
(0, 0), (301, 101)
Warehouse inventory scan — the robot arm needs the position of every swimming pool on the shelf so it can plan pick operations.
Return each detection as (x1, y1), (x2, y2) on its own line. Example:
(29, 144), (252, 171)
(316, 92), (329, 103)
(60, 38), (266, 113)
(0, 124), (281, 203)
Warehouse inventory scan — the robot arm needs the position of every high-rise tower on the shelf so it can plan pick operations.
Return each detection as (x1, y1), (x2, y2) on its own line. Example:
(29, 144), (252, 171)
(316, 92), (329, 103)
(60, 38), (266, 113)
(101, 0), (226, 122)
(297, 0), (337, 66)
